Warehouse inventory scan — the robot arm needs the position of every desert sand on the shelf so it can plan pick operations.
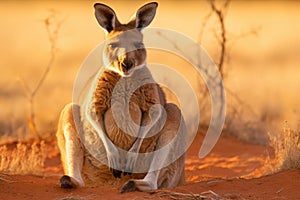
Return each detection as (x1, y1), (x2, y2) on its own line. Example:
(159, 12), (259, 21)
(0, 133), (299, 200)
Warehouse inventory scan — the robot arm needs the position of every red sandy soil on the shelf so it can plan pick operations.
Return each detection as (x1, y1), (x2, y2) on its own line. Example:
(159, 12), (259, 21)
(0, 133), (299, 200)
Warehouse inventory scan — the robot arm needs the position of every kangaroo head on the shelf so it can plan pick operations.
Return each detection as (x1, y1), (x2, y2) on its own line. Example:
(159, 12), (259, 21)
(94, 2), (158, 76)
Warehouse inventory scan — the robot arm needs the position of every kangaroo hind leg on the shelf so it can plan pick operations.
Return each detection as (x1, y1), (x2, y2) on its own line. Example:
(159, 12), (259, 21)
(121, 103), (186, 193)
(56, 103), (85, 188)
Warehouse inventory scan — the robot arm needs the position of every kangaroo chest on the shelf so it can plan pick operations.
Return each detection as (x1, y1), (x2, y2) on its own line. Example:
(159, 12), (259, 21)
(92, 70), (164, 151)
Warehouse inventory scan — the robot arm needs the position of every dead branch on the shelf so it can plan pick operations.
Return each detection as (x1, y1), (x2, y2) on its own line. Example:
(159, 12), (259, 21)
(196, 0), (264, 141)
(147, 189), (224, 200)
(33, 10), (63, 97)
(0, 171), (15, 183)
(225, 86), (258, 118)
(209, 0), (230, 77)
(19, 10), (63, 138)
(226, 26), (261, 64)
(0, 174), (14, 183)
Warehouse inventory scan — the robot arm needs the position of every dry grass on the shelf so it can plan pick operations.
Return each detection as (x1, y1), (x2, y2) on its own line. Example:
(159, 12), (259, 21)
(265, 123), (300, 173)
(0, 140), (48, 175)
(56, 196), (87, 200)
(147, 190), (245, 200)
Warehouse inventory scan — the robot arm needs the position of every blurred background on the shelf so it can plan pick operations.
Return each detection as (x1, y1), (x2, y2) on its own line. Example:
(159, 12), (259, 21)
(0, 0), (299, 143)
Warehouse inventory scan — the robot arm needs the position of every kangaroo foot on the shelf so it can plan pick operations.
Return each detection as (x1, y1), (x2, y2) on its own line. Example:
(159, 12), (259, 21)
(60, 175), (76, 189)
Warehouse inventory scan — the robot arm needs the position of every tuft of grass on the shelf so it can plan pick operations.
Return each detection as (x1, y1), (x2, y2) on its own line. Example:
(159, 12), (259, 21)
(0, 140), (47, 175)
(266, 123), (300, 172)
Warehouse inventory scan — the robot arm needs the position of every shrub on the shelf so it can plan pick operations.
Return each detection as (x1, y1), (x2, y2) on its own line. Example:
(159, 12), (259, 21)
(266, 123), (300, 172)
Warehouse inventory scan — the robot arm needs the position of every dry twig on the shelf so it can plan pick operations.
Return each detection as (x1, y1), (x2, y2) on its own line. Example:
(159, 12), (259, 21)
(147, 189), (227, 200)
(19, 10), (63, 138)
(0, 173), (14, 183)
(209, 0), (230, 77)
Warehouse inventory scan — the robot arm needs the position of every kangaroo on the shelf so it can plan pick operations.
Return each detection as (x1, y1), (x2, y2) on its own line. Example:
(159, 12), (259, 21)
(56, 2), (187, 193)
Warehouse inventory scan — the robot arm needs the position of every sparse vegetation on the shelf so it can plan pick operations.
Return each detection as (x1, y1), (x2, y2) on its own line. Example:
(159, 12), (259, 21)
(0, 10), (63, 176)
(196, 0), (266, 145)
(0, 140), (47, 175)
(19, 10), (63, 139)
(266, 123), (300, 173)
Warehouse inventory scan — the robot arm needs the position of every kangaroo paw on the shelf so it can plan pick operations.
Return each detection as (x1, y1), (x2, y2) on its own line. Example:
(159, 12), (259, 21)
(121, 177), (157, 193)
(110, 168), (122, 178)
(120, 180), (137, 193)
(60, 175), (76, 189)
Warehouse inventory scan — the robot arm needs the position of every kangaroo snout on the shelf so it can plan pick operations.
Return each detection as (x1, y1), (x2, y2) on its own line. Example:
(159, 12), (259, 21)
(121, 57), (134, 73)
(116, 48), (135, 72)
(105, 38), (147, 76)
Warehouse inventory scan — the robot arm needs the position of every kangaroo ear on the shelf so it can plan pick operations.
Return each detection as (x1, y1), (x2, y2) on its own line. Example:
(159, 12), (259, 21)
(135, 2), (158, 30)
(94, 3), (120, 33)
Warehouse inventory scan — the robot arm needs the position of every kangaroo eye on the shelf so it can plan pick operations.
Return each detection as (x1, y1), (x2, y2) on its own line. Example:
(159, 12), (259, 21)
(109, 43), (119, 49)
(135, 42), (144, 49)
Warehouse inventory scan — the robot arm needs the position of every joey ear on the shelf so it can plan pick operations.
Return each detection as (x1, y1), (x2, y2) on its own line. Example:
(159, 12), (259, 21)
(94, 3), (120, 33)
(135, 2), (158, 30)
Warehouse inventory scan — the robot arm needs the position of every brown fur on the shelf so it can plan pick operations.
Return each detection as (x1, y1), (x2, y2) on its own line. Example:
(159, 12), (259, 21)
(93, 69), (165, 151)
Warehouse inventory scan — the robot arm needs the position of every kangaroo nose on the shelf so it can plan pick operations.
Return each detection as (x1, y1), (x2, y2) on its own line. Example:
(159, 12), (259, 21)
(121, 63), (127, 72)
(121, 59), (134, 72)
